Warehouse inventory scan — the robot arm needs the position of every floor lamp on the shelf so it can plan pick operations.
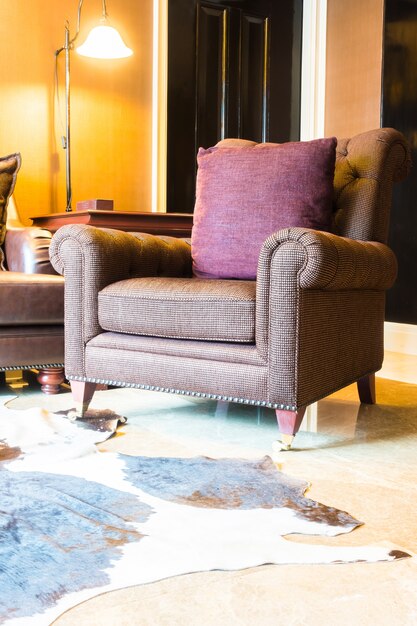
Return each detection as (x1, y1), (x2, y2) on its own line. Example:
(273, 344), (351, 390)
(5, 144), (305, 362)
(55, 0), (133, 212)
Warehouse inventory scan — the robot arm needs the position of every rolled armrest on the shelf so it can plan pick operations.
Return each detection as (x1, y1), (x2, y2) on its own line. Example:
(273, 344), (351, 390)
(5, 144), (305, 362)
(4, 227), (58, 275)
(50, 224), (192, 280)
(258, 227), (397, 291)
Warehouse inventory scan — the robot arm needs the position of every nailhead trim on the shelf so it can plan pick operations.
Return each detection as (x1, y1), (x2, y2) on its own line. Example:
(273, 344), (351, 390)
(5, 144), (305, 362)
(0, 363), (64, 372)
(68, 375), (296, 411)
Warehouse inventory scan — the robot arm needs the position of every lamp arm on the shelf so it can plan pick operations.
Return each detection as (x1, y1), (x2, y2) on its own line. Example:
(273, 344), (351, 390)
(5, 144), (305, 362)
(54, 0), (82, 56)
(70, 0), (84, 47)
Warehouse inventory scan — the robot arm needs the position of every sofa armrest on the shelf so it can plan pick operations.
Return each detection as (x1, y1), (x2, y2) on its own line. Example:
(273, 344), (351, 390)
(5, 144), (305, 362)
(258, 227), (397, 291)
(49, 224), (192, 378)
(4, 227), (58, 274)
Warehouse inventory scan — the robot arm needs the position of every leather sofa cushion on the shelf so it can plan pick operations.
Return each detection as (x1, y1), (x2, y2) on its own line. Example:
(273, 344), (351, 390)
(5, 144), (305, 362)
(5, 227), (57, 274)
(0, 272), (64, 325)
(98, 276), (256, 342)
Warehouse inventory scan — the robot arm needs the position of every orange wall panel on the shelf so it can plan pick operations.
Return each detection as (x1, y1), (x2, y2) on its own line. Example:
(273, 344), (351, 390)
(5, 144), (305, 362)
(0, 0), (152, 223)
(325, 0), (384, 138)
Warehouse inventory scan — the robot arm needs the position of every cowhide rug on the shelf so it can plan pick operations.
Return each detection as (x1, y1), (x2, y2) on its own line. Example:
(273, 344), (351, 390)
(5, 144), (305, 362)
(0, 401), (410, 626)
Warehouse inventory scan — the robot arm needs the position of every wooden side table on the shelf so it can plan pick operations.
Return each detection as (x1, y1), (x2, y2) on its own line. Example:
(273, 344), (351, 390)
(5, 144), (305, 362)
(30, 210), (194, 237)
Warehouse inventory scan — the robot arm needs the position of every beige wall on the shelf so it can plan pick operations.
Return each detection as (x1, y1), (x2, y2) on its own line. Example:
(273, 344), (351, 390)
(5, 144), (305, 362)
(0, 0), (153, 223)
(325, 0), (384, 138)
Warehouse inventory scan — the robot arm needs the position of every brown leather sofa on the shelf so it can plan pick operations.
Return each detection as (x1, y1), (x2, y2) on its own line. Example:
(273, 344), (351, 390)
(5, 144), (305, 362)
(1, 217), (65, 394)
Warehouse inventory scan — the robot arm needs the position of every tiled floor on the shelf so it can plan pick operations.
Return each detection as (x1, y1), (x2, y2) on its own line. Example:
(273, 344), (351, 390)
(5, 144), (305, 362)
(2, 351), (417, 625)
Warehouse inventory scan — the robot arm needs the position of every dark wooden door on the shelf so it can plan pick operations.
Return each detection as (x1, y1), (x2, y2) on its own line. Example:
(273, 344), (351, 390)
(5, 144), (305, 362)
(383, 0), (417, 324)
(167, 0), (303, 212)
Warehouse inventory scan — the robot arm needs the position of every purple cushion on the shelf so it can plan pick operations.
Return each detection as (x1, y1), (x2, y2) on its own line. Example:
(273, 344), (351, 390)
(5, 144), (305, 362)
(191, 138), (337, 279)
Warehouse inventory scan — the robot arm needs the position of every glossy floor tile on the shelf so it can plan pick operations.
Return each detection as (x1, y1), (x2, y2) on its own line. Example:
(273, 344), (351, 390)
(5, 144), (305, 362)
(2, 351), (417, 625)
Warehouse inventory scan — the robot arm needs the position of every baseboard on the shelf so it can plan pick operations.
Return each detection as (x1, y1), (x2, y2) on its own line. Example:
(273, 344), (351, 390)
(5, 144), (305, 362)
(384, 321), (417, 356)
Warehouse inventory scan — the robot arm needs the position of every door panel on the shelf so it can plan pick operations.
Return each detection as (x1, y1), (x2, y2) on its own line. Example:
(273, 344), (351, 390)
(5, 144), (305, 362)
(240, 13), (269, 141)
(196, 5), (228, 148)
(167, 0), (302, 212)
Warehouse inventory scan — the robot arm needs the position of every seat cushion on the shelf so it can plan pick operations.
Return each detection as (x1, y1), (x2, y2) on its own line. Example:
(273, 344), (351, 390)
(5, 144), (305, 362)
(191, 137), (337, 280)
(0, 272), (64, 325)
(98, 277), (256, 342)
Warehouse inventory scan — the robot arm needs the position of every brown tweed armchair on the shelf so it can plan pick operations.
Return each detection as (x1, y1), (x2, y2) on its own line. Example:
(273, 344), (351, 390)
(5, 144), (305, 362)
(50, 128), (410, 449)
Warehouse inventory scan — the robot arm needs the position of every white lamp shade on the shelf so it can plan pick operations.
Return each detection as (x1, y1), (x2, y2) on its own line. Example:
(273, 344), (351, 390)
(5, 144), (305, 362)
(76, 25), (133, 59)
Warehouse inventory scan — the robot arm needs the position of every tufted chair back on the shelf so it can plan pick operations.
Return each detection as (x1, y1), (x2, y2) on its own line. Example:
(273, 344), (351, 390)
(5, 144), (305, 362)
(333, 128), (410, 243)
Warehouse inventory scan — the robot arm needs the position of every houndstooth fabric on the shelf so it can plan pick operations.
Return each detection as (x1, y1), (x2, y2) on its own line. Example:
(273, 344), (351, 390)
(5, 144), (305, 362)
(98, 277), (256, 342)
(50, 128), (410, 408)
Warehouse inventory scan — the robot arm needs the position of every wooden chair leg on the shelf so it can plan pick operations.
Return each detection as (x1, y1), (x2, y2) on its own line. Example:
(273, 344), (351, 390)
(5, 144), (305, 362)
(215, 400), (229, 418)
(37, 367), (65, 395)
(70, 380), (98, 417)
(357, 373), (376, 404)
(275, 407), (306, 450)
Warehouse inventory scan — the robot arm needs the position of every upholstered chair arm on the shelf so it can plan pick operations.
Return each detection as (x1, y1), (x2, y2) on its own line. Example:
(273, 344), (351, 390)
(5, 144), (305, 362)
(258, 227), (397, 292)
(49, 224), (192, 377)
(50, 224), (192, 278)
(4, 227), (58, 274)
(255, 227), (397, 408)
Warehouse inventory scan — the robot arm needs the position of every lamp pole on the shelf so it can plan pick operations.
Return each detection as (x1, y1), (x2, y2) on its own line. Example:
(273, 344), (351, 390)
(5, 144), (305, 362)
(64, 22), (72, 211)
(56, 1), (84, 212)
(55, 0), (132, 212)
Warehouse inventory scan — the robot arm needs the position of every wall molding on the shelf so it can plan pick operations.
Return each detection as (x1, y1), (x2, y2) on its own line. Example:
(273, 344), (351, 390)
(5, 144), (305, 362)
(384, 322), (417, 356)
(152, 0), (168, 213)
(300, 0), (327, 140)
